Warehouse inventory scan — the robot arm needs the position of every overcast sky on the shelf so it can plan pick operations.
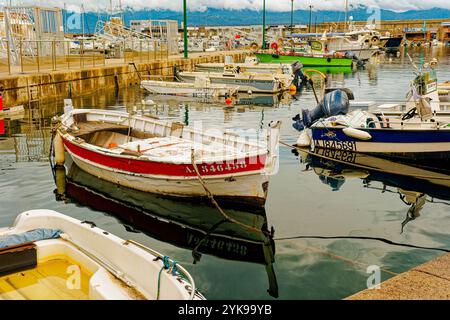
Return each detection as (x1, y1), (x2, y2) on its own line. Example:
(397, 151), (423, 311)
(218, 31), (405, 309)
(5, 0), (450, 13)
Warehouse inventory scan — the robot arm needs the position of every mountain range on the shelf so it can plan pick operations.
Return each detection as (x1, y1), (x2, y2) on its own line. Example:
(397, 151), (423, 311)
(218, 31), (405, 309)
(69, 7), (450, 34)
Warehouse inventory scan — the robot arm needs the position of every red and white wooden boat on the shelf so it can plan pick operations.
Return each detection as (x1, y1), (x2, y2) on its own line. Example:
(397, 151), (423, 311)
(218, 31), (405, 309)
(54, 108), (281, 207)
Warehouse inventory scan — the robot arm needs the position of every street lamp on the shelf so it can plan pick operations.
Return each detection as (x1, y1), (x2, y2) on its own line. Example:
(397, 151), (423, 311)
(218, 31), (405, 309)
(262, 0), (266, 49)
(183, 0), (188, 58)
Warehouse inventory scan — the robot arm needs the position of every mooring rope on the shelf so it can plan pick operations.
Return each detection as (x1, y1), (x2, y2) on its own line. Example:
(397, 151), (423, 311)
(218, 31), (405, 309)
(274, 234), (450, 253)
(285, 240), (399, 276)
(189, 149), (267, 235)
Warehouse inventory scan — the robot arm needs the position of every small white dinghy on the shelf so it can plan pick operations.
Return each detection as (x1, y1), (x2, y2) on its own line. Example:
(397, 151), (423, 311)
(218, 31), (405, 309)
(141, 77), (239, 98)
(0, 210), (205, 300)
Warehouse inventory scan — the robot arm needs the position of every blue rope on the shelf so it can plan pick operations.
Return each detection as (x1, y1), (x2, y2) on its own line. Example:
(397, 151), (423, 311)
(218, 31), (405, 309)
(156, 256), (177, 300)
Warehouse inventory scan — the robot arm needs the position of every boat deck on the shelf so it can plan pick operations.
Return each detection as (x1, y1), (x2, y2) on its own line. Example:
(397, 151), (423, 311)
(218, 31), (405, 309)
(110, 136), (252, 162)
(0, 258), (91, 300)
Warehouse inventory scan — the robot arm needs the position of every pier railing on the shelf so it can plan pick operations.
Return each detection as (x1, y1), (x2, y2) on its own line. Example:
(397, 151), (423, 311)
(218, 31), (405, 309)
(0, 39), (169, 75)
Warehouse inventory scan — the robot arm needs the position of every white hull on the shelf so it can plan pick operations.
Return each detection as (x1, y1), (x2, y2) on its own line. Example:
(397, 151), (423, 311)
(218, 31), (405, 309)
(1, 210), (204, 300)
(177, 72), (284, 93)
(196, 63), (294, 75)
(69, 151), (269, 203)
(140, 80), (238, 97)
(334, 48), (379, 61)
(56, 109), (281, 207)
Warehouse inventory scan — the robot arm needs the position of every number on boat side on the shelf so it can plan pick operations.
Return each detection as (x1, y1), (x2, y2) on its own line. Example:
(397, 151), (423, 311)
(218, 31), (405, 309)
(314, 139), (357, 151)
(186, 162), (248, 174)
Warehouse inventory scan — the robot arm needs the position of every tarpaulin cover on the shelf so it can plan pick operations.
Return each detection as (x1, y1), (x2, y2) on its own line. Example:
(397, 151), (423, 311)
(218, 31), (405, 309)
(0, 229), (62, 249)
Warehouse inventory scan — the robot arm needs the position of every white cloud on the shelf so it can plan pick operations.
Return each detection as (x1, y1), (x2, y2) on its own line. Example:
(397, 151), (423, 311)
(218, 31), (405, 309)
(3, 0), (450, 13)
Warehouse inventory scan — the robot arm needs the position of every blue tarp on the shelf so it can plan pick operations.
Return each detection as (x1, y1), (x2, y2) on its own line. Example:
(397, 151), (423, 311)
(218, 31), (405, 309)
(0, 229), (62, 249)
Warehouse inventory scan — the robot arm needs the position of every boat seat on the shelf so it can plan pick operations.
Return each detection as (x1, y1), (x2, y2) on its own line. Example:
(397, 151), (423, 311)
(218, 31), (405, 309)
(72, 122), (130, 137)
(118, 137), (187, 153)
(0, 243), (37, 276)
(376, 103), (402, 109)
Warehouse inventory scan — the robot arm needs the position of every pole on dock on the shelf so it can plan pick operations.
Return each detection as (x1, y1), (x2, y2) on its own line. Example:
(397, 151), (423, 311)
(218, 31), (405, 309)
(344, 0), (349, 32)
(183, 0), (188, 59)
(308, 5), (313, 33)
(262, 0), (266, 49)
(290, 0), (294, 31)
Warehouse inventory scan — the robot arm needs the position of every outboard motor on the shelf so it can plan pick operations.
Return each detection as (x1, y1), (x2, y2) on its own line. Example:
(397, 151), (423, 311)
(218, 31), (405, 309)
(292, 89), (350, 132)
(291, 61), (307, 87)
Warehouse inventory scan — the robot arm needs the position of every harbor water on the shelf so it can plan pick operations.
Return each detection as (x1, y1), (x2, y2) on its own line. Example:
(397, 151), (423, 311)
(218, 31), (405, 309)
(1, 47), (450, 299)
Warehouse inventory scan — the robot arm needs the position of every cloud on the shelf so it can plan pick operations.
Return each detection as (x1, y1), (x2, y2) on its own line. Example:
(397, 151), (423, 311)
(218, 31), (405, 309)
(4, 0), (450, 13)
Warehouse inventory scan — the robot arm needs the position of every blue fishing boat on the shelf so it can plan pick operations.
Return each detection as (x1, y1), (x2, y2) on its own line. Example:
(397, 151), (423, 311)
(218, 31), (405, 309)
(292, 66), (450, 162)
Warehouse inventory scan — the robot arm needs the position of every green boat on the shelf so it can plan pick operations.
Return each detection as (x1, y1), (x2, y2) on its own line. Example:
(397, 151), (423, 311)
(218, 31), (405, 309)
(255, 52), (353, 67)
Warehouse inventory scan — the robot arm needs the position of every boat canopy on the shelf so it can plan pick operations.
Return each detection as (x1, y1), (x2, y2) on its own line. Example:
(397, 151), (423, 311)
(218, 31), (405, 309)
(0, 229), (62, 249)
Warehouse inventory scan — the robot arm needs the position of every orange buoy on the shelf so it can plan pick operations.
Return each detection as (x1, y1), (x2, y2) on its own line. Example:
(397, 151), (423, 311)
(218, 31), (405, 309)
(289, 84), (297, 94)
(108, 142), (118, 149)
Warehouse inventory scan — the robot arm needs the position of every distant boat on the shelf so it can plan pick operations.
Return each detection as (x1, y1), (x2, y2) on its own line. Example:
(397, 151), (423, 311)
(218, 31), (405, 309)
(54, 108), (281, 208)
(140, 77), (239, 98)
(255, 52), (353, 67)
(175, 68), (293, 93)
(381, 35), (404, 53)
(0, 105), (24, 118)
(0, 209), (205, 300)
(195, 57), (302, 76)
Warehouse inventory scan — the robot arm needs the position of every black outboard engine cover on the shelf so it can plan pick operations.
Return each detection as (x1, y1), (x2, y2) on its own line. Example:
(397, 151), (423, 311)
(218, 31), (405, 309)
(292, 89), (350, 132)
(291, 61), (307, 87)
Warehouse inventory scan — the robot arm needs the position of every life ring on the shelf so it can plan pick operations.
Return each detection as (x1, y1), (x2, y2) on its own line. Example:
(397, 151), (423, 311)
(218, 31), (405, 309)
(250, 42), (259, 52)
(371, 36), (380, 45)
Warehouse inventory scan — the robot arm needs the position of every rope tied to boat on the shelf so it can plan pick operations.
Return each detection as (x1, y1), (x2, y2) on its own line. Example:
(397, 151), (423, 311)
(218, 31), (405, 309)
(156, 255), (178, 300)
(189, 149), (266, 235)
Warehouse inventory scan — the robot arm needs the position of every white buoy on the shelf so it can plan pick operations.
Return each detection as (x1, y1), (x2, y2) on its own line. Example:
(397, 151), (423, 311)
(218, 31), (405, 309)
(54, 133), (65, 166)
(295, 130), (312, 147)
(343, 127), (372, 140)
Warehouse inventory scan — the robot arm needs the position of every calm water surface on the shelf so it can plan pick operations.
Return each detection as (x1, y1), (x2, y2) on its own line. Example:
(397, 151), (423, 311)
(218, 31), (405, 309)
(1, 47), (450, 299)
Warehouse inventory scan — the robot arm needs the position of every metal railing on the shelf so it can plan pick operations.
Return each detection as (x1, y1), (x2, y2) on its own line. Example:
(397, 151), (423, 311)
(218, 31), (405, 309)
(0, 39), (169, 75)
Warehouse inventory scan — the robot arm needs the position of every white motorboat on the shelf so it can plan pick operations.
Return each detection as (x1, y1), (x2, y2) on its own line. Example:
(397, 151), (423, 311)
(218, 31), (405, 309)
(0, 210), (205, 300)
(175, 69), (293, 93)
(141, 77), (239, 98)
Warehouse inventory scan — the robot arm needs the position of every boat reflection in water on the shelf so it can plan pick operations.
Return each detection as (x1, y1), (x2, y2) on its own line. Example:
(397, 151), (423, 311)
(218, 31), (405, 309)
(297, 147), (450, 232)
(146, 91), (291, 109)
(53, 160), (279, 298)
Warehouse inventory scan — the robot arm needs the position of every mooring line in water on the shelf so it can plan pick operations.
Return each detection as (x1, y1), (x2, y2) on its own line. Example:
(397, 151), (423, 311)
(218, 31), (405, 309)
(284, 240), (399, 276)
(274, 235), (450, 253)
(190, 149), (267, 235)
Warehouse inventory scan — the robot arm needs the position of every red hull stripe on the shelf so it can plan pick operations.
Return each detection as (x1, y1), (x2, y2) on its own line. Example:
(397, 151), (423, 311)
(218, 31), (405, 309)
(63, 138), (266, 177)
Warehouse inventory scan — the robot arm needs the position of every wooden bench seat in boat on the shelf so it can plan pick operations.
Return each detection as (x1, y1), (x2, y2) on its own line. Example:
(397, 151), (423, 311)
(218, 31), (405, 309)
(70, 121), (130, 137)
(114, 136), (248, 162)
